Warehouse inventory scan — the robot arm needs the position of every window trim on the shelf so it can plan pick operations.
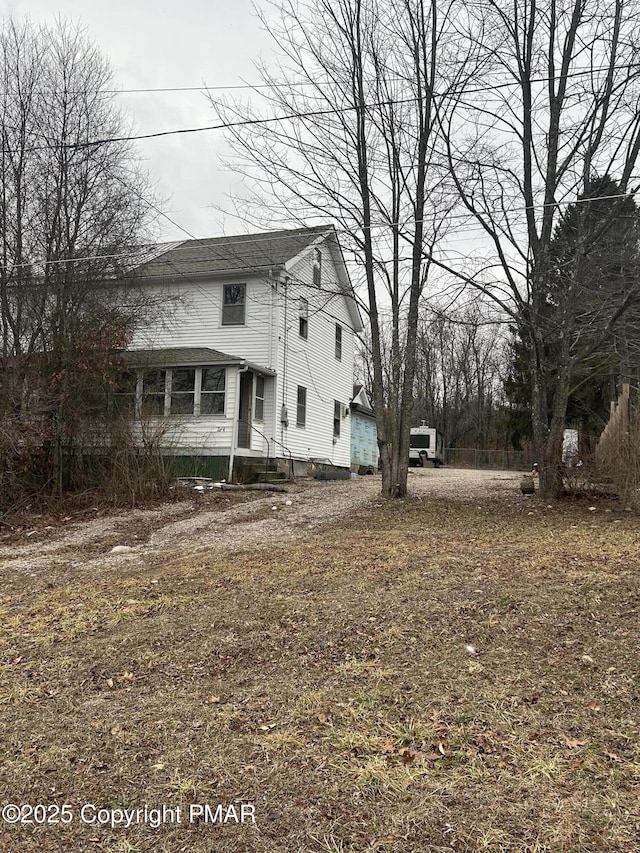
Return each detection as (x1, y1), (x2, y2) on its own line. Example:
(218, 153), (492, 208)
(335, 323), (342, 360)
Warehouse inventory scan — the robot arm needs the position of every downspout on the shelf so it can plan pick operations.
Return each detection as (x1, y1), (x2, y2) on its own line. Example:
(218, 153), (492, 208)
(228, 362), (250, 482)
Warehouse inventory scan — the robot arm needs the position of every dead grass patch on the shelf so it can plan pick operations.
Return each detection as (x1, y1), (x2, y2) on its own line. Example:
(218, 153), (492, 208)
(1, 495), (639, 851)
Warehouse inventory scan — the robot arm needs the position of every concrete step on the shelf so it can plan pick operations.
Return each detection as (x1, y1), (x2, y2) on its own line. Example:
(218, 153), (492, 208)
(254, 470), (288, 483)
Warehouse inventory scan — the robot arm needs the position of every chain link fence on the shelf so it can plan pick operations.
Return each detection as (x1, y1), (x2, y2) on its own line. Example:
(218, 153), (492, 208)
(444, 447), (530, 470)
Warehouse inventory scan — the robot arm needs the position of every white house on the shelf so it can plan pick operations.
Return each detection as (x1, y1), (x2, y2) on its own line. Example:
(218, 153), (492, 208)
(121, 225), (363, 481)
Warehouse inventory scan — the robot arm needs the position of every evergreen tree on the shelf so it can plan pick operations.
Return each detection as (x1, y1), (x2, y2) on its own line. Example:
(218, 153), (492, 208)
(505, 176), (640, 441)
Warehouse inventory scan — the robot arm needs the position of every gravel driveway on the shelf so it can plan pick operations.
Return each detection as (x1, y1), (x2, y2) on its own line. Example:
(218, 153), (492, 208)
(0, 467), (522, 575)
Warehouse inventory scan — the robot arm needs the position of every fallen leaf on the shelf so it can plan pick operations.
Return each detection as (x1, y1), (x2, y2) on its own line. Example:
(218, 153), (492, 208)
(564, 736), (586, 749)
(117, 670), (135, 682)
(399, 747), (418, 764)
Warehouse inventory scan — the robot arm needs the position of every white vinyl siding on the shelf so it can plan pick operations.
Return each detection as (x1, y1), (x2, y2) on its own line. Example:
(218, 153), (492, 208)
(275, 244), (355, 467)
(131, 278), (275, 369)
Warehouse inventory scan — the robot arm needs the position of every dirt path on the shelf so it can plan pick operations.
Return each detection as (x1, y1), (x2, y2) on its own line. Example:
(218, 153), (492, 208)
(0, 467), (523, 575)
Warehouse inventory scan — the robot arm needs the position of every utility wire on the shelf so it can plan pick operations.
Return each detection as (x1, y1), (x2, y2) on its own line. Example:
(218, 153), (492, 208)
(3, 61), (640, 152)
(2, 187), (637, 273)
(3, 59), (635, 99)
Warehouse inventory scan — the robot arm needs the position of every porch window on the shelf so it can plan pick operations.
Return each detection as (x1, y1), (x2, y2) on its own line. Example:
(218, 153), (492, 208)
(142, 369), (166, 416)
(296, 385), (307, 427)
(222, 284), (246, 325)
(114, 370), (137, 415)
(170, 368), (196, 415)
(335, 323), (342, 360)
(299, 297), (308, 339)
(254, 375), (265, 421)
(200, 367), (226, 414)
(333, 400), (341, 437)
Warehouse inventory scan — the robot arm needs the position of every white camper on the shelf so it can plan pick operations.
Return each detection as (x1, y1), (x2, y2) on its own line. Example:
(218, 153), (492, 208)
(409, 423), (444, 467)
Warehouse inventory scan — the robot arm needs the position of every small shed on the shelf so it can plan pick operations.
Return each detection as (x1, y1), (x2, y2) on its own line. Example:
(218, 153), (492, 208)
(350, 385), (379, 473)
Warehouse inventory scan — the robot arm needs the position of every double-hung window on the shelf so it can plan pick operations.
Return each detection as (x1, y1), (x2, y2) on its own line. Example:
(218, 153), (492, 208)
(312, 248), (321, 287)
(139, 367), (226, 416)
(299, 297), (308, 339)
(335, 324), (342, 360)
(142, 369), (166, 416)
(200, 367), (226, 414)
(296, 386), (307, 427)
(333, 401), (341, 437)
(115, 370), (137, 415)
(222, 284), (246, 325)
(254, 375), (265, 421)
(170, 368), (196, 415)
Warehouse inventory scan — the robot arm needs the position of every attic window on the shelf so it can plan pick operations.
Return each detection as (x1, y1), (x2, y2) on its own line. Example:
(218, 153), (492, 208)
(299, 297), (308, 339)
(312, 247), (321, 287)
(222, 284), (246, 325)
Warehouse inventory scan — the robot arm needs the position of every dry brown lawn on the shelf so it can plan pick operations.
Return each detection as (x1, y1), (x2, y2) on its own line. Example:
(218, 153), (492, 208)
(1, 476), (639, 852)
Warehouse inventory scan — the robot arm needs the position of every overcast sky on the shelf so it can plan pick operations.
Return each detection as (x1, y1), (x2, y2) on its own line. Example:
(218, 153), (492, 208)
(2, 0), (275, 241)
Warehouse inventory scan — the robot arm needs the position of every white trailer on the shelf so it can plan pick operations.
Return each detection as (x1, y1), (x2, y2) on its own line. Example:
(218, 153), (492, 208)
(409, 424), (444, 467)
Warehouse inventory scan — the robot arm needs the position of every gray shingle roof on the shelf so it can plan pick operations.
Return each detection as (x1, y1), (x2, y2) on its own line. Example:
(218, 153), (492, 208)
(134, 225), (332, 279)
(122, 347), (243, 367)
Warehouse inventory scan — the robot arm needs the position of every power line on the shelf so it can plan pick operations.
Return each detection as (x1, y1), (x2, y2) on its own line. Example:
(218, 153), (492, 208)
(2, 184), (637, 274)
(4, 60), (639, 152)
(3, 58), (634, 100)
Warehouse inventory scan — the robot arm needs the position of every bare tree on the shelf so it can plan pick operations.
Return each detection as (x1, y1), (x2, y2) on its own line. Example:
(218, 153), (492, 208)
(441, 0), (640, 497)
(0, 18), (155, 498)
(414, 306), (507, 449)
(211, 0), (473, 497)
